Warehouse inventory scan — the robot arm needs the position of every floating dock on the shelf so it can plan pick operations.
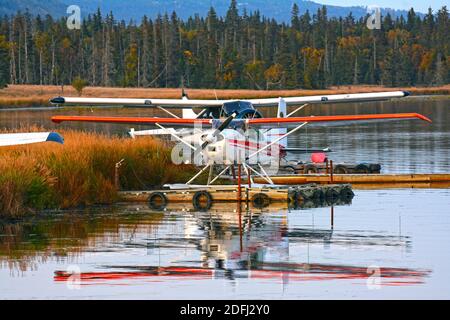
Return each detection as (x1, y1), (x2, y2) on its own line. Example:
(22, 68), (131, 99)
(119, 184), (354, 210)
(253, 173), (450, 189)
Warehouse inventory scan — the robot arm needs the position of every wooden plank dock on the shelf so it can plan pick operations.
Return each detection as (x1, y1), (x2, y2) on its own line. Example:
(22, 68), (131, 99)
(118, 183), (354, 210)
(253, 173), (450, 188)
(119, 186), (291, 203)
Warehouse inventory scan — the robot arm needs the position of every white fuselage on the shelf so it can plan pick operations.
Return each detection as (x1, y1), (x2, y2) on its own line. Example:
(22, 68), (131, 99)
(180, 129), (283, 166)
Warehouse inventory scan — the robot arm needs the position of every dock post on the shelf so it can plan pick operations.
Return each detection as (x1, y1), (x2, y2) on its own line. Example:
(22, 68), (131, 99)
(207, 165), (214, 185)
(326, 159), (329, 174)
(331, 206), (334, 229)
(237, 163), (242, 203)
(238, 203), (243, 252)
(114, 159), (125, 191)
(330, 160), (334, 184)
(231, 165), (236, 180)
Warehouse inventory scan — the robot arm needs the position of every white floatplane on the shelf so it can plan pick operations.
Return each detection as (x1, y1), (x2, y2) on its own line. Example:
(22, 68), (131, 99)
(50, 90), (430, 184)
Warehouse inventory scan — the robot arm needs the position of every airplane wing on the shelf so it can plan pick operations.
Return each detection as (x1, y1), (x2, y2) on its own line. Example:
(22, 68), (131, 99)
(49, 91), (409, 108)
(248, 91), (410, 107)
(51, 113), (431, 128)
(244, 113), (432, 127)
(51, 116), (211, 127)
(0, 132), (64, 147)
(50, 96), (225, 108)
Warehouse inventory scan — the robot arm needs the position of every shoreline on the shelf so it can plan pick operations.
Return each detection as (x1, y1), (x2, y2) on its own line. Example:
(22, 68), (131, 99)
(0, 129), (199, 218)
(1, 84), (449, 108)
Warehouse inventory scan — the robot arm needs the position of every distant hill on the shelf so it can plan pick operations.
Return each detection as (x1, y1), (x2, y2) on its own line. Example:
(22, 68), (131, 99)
(0, 0), (66, 16)
(1, 0), (420, 21)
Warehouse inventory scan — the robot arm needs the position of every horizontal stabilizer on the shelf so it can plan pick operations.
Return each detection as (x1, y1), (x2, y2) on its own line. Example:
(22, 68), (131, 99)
(284, 147), (331, 154)
(129, 128), (179, 138)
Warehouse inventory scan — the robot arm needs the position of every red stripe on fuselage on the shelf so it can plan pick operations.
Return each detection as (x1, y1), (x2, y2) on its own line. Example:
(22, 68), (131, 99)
(226, 139), (283, 157)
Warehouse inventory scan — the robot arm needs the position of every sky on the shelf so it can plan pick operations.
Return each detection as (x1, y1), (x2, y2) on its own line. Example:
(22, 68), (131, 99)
(316, 0), (448, 13)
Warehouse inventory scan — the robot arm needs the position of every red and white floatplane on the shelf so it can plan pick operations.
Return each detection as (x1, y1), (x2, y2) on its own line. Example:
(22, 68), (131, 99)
(50, 90), (430, 184)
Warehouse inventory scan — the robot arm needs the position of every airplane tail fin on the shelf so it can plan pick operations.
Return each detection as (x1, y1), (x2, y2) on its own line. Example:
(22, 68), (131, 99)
(180, 87), (198, 118)
(266, 97), (288, 147)
(181, 87), (189, 100)
(277, 97), (287, 118)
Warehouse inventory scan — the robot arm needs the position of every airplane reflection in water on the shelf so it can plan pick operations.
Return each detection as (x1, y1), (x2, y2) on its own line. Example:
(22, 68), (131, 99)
(54, 202), (430, 287)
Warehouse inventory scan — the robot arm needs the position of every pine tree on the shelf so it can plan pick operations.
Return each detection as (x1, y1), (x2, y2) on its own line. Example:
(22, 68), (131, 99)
(124, 43), (138, 86)
(291, 3), (300, 31)
(0, 35), (10, 88)
(140, 16), (153, 87)
(0, 1), (449, 90)
(166, 11), (181, 87)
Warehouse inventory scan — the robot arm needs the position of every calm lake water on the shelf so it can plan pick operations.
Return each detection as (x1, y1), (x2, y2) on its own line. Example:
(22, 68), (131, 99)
(0, 96), (449, 299)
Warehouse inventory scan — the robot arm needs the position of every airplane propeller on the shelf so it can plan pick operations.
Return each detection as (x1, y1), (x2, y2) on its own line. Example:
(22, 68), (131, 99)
(200, 112), (237, 150)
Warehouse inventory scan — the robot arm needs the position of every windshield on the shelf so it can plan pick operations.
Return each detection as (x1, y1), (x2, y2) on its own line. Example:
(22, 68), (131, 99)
(222, 101), (254, 116)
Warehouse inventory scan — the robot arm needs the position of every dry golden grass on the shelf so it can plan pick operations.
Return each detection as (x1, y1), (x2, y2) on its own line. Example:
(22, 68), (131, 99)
(0, 84), (449, 107)
(0, 129), (196, 217)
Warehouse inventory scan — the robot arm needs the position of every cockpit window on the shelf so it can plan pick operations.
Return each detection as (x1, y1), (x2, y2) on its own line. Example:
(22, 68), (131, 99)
(197, 101), (255, 119)
(205, 107), (221, 119)
(221, 101), (254, 117)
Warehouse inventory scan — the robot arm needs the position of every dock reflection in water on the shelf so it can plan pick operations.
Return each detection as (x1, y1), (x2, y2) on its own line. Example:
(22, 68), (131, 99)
(2, 188), (447, 299)
(53, 205), (426, 287)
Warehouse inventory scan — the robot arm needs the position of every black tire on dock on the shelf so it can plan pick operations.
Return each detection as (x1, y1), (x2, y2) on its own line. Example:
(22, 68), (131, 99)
(355, 164), (370, 174)
(325, 187), (340, 203)
(294, 190), (306, 206)
(148, 192), (168, 211)
(192, 191), (213, 211)
(333, 165), (348, 174)
(252, 193), (271, 209)
(311, 188), (325, 202)
(284, 166), (296, 173)
(304, 164), (318, 174)
(340, 186), (355, 201)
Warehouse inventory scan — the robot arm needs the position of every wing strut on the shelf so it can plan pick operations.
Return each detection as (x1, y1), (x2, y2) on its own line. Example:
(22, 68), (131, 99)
(154, 123), (196, 151)
(242, 163), (254, 185)
(157, 106), (180, 118)
(208, 165), (232, 185)
(247, 122), (308, 160)
(245, 164), (273, 184)
(258, 163), (274, 184)
(186, 164), (211, 185)
(287, 103), (309, 117)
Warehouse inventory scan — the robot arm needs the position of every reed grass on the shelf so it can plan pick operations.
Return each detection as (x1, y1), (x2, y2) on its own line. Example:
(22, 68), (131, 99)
(0, 129), (197, 218)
